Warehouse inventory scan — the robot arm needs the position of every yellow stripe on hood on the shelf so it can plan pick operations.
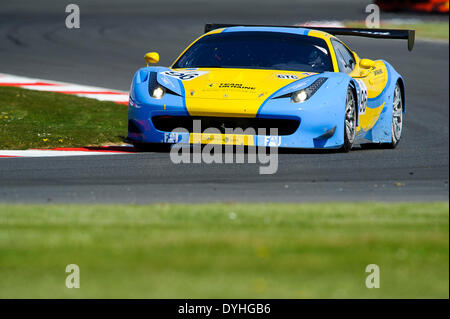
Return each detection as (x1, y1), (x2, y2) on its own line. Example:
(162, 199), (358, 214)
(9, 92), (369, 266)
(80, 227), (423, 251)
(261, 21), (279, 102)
(175, 68), (315, 117)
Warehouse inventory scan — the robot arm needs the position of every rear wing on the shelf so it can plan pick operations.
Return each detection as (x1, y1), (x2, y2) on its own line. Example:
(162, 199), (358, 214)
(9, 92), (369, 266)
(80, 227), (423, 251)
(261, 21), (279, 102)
(204, 24), (415, 51)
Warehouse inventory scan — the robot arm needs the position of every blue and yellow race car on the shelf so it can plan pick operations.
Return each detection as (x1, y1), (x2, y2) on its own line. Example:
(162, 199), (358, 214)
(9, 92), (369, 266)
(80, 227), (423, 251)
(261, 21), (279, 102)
(127, 24), (414, 152)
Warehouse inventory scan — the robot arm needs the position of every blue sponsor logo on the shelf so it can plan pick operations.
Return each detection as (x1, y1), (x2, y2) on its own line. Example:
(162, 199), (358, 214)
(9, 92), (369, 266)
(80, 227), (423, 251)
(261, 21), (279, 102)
(264, 135), (281, 147)
(164, 132), (182, 143)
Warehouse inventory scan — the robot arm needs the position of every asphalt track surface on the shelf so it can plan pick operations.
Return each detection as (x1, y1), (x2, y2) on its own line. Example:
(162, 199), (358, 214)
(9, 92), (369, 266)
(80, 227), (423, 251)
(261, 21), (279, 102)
(0, 0), (448, 203)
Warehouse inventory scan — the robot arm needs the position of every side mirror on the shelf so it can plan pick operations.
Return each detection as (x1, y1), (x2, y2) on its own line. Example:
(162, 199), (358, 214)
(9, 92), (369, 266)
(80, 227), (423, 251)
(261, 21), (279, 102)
(144, 52), (160, 66)
(360, 59), (375, 69)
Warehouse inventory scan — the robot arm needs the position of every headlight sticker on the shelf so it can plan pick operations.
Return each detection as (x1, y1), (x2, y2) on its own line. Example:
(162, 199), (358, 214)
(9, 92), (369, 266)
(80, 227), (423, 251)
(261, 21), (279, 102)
(159, 73), (178, 92)
(162, 70), (208, 81)
(286, 81), (308, 92)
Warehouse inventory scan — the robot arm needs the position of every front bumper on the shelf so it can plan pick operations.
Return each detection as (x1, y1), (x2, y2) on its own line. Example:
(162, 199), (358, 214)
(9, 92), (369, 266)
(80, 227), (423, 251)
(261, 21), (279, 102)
(128, 96), (346, 149)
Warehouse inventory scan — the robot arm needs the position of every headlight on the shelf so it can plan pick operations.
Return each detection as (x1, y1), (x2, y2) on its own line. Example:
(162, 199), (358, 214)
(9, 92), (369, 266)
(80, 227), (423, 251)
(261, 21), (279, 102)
(291, 90), (308, 103)
(289, 77), (328, 103)
(151, 85), (165, 99)
(148, 71), (166, 99)
(148, 71), (181, 99)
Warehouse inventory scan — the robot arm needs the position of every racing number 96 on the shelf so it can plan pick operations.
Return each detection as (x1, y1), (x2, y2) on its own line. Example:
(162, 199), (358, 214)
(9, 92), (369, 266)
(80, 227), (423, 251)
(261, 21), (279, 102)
(163, 71), (201, 81)
(356, 79), (368, 115)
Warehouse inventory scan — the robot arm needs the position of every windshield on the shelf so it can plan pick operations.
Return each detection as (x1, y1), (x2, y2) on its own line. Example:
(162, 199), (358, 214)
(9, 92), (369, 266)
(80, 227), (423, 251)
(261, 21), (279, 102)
(173, 31), (333, 73)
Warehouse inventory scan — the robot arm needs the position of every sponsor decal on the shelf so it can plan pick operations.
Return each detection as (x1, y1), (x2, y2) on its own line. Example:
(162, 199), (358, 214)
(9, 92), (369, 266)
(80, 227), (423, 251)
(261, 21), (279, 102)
(161, 70), (208, 81)
(277, 74), (299, 80)
(264, 135), (281, 147)
(218, 83), (256, 90)
(373, 69), (383, 76)
(158, 74), (179, 92)
(164, 132), (182, 143)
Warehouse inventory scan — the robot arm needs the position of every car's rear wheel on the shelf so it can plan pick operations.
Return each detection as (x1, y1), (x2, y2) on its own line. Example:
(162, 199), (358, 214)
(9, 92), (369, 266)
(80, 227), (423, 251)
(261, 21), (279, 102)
(389, 83), (403, 148)
(366, 82), (403, 149)
(341, 86), (356, 152)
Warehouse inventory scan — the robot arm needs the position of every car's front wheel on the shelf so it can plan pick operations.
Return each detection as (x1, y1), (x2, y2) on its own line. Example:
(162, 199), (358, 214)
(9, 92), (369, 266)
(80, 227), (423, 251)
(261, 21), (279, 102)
(341, 86), (356, 152)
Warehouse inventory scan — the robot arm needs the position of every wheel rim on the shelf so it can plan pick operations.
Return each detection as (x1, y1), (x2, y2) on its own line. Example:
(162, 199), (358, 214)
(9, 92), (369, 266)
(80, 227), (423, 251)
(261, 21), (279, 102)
(392, 85), (403, 143)
(345, 90), (356, 145)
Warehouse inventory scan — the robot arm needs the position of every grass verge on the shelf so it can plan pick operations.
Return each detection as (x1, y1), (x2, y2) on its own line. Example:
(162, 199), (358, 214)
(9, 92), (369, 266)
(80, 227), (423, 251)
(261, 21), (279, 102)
(346, 21), (449, 41)
(0, 202), (448, 298)
(0, 86), (127, 149)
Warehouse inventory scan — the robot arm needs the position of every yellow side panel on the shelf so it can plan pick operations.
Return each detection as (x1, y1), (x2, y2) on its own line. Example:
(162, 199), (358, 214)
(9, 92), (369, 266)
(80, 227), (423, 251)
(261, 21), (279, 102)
(353, 61), (389, 132)
(351, 61), (388, 99)
(367, 61), (388, 99)
(357, 103), (385, 132)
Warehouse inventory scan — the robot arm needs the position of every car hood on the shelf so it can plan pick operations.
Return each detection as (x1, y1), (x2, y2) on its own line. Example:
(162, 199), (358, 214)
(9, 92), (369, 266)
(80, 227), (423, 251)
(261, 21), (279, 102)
(172, 68), (315, 99)
(158, 68), (317, 117)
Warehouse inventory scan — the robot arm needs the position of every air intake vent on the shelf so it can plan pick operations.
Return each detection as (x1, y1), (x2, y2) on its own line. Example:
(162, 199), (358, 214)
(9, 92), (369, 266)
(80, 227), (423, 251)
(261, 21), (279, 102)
(152, 116), (300, 135)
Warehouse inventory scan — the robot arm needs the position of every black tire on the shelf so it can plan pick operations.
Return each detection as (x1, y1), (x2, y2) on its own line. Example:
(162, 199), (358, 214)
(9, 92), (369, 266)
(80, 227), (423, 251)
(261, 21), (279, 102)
(341, 86), (357, 153)
(386, 82), (403, 148)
